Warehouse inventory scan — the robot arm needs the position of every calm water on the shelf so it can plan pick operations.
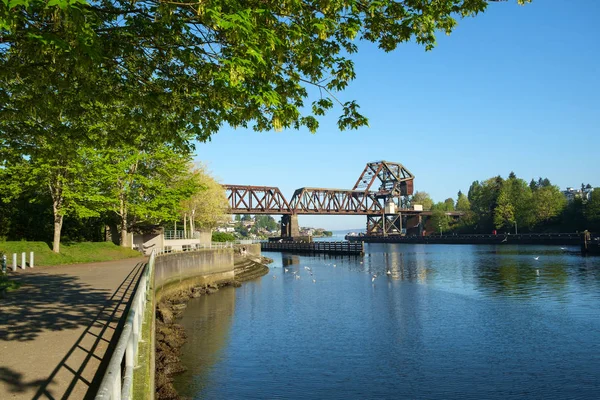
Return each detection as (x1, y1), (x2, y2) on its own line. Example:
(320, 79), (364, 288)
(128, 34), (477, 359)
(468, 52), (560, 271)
(173, 244), (600, 399)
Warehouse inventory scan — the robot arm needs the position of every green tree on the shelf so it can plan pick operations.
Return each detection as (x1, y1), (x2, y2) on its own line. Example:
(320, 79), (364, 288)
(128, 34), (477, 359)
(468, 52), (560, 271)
(531, 185), (567, 229)
(181, 164), (229, 233)
(584, 189), (600, 231)
(2, 0), (531, 146)
(443, 198), (455, 211)
(456, 191), (471, 212)
(494, 188), (515, 230)
(468, 176), (504, 233)
(431, 202), (450, 234)
(96, 142), (197, 246)
(411, 191), (433, 211)
(562, 197), (586, 232)
(502, 175), (534, 231)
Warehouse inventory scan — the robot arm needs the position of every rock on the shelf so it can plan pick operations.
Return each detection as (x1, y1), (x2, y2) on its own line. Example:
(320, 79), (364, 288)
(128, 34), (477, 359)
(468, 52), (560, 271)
(157, 384), (180, 400)
(172, 303), (187, 311)
(157, 305), (174, 324)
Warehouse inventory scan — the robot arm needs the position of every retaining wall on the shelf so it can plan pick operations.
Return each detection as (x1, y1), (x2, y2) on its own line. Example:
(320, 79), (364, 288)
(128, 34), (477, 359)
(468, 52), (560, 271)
(154, 249), (235, 299)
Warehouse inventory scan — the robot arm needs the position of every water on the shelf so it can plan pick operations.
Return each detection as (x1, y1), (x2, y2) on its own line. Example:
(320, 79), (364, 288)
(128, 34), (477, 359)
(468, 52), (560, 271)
(173, 244), (600, 399)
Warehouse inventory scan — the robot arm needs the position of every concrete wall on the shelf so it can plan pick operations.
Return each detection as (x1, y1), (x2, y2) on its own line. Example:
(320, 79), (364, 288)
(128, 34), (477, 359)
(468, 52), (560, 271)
(198, 230), (212, 244)
(234, 243), (261, 258)
(163, 238), (206, 252)
(155, 249), (235, 299)
(134, 233), (164, 255)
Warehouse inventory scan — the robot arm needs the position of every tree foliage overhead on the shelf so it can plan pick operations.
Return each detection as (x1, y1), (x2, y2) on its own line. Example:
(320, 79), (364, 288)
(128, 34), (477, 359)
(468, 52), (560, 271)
(1, 0), (531, 143)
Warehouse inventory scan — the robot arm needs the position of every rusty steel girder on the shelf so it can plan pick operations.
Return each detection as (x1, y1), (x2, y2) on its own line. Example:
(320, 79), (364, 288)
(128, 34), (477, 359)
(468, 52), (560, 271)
(224, 185), (292, 214)
(288, 188), (384, 215)
(353, 160), (414, 197)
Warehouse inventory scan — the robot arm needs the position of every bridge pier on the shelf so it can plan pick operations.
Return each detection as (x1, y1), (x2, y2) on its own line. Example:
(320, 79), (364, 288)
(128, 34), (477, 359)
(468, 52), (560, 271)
(281, 214), (299, 238)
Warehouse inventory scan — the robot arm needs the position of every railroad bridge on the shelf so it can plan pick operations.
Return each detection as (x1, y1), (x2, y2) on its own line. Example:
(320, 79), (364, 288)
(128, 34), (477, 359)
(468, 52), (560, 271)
(224, 161), (461, 238)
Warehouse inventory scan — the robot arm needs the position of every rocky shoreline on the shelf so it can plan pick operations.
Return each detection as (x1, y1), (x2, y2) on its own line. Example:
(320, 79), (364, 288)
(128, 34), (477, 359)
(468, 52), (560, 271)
(155, 256), (271, 399)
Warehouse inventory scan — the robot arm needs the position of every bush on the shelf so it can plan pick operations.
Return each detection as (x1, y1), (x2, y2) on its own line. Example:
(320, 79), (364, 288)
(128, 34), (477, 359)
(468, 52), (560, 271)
(212, 232), (236, 242)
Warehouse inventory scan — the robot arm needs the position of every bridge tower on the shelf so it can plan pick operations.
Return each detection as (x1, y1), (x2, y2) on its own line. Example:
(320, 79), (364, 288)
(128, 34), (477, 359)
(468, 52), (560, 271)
(353, 161), (415, 236)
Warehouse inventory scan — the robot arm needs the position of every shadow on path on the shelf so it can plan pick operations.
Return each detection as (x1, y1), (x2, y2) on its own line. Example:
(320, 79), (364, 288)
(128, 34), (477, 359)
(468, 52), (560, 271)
(0, 273), (114, 342)
(0, 262), (145, 398)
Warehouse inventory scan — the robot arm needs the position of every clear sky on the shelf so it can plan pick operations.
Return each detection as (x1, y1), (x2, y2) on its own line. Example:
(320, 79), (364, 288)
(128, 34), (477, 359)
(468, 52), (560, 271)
(194, 0), (600, 231)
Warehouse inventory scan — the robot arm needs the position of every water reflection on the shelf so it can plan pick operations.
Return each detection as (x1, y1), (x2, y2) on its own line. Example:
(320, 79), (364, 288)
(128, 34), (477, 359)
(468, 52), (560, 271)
(173, 286), (236, 398)
(175, 244), (600, 399)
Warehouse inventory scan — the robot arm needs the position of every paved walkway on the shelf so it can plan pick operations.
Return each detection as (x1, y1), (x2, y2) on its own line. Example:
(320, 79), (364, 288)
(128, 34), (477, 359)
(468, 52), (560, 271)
(0, 257), (147, 399)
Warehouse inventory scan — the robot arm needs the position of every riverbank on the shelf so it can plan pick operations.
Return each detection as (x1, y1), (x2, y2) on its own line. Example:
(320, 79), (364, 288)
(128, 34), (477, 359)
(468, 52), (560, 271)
(155, 256), (271, 399)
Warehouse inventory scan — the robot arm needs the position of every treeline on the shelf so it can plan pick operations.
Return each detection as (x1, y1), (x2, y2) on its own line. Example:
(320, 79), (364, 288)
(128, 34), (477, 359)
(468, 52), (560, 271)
(0, 145), (228, 252)
(412, 173), (600, 234)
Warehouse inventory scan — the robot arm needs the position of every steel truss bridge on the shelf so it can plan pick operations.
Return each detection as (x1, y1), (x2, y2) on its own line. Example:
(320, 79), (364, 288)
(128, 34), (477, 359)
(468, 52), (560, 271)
(224, 161), (461, 237)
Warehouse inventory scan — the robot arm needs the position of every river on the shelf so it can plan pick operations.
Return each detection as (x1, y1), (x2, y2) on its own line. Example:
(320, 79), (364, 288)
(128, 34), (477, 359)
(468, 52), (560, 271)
(173, 244), (600, 399)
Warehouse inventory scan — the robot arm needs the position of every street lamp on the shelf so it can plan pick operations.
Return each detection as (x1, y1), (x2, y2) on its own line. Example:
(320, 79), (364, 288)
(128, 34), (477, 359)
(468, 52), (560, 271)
(439, 223), (442, 236)
(515, 220), (518, 235)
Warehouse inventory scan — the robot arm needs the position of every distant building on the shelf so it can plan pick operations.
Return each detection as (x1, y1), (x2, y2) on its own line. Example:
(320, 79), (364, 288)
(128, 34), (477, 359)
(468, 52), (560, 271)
(563, 185), (593, 203)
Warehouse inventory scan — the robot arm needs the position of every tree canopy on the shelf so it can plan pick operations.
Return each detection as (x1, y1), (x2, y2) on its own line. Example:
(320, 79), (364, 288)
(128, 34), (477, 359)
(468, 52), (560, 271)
(1, 0), (531, 146)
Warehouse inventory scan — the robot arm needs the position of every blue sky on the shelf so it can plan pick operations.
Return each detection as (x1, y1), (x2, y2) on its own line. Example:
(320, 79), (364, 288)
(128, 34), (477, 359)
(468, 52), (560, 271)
(194, 0), (600, 230)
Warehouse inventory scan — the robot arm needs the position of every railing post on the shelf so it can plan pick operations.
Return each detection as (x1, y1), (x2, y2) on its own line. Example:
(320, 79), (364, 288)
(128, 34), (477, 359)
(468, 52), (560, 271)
(29, 252), (34, 268)
(113, 369), (121, 399)
(21, 252), (26, 269)
(12, 253), (16, 272)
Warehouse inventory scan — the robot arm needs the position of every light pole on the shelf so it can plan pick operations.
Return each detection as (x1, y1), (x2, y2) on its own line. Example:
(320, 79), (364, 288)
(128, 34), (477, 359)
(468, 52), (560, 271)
(439, 223), (442, 236)
(515, 220), (518, 235)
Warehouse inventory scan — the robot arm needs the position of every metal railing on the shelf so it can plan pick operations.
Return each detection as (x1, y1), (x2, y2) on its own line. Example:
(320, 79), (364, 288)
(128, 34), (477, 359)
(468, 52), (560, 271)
(95, 250), (156, 400)
(155, 242), (237, 255)
(163, 230), (196, 240)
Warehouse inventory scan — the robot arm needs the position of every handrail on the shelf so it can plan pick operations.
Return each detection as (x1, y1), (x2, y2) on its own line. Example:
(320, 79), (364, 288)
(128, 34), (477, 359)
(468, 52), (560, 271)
(95, 250), (156, 400)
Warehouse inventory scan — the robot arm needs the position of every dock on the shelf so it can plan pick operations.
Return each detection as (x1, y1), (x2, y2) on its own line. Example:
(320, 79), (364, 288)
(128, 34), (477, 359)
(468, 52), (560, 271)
(261, 241), (364, 255)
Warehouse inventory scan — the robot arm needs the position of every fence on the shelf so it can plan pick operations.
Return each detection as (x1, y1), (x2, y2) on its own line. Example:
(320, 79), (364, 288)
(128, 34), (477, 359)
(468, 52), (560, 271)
(95, 250), (156, 400)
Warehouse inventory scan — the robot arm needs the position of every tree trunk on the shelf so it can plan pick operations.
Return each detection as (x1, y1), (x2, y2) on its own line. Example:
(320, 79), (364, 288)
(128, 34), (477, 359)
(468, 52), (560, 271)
(53, 212), (63, 253)
(120, 194), (128, 247)
(50, 177), (64, 254)
(184, 213), (187, 239)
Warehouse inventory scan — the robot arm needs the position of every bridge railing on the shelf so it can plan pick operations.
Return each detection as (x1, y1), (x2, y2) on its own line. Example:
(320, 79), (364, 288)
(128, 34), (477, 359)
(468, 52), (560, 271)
(95, 250), (156, 400)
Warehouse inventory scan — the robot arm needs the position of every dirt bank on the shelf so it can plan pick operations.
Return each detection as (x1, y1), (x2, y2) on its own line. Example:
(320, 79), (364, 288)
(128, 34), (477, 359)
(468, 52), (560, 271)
(155, 257), (271, 399)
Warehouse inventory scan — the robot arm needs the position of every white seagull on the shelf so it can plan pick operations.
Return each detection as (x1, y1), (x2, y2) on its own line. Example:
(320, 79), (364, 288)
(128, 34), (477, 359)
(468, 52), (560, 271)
(386, 270), (391, 275)
(534, 256), (540, 261)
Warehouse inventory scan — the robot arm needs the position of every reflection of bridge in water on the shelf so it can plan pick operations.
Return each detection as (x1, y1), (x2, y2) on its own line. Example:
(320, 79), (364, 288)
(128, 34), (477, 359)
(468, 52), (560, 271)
(224, 161), (462, 237)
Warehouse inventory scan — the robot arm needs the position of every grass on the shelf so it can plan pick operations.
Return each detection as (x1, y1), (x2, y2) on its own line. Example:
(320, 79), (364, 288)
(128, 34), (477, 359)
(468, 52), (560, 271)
(0, 273), (21, 292)
(0, 241), (142, 266)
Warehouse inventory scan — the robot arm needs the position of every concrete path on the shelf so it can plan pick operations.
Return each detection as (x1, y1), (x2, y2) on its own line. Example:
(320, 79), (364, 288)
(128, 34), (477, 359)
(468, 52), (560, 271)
(0, 257), (147, 400)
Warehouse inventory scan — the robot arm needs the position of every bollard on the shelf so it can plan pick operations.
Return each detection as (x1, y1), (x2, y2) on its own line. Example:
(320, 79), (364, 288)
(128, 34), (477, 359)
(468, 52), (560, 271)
(12, 253), (17, 272)
(21, 252), (26, 269)
(1, 254), (6, 274)
(30, 252), (34, 268)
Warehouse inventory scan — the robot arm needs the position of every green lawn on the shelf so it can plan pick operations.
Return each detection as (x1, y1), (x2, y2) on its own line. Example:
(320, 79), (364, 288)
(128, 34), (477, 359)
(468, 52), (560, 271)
(0, 241), (142, 266)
